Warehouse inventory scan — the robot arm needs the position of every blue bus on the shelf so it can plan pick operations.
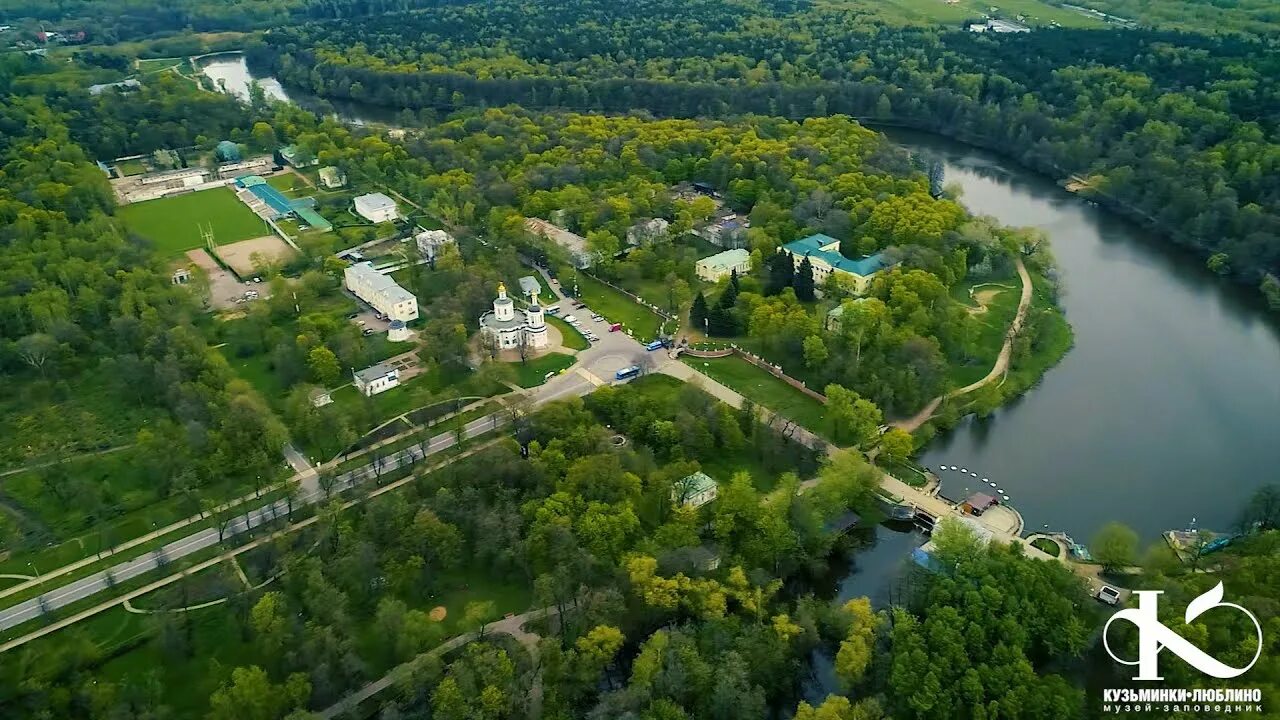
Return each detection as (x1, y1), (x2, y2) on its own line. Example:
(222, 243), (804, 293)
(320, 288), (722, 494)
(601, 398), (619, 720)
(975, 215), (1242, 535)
(615, 365), (641, 381)
(644, 340), (665, 351)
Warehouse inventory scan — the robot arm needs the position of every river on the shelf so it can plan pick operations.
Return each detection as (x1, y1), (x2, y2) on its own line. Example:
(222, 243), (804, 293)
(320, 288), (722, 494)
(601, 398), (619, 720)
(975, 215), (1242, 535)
(202, 55), (1280, 542)
(195, 52), (399, 126)
(887, 128), (1280, 541)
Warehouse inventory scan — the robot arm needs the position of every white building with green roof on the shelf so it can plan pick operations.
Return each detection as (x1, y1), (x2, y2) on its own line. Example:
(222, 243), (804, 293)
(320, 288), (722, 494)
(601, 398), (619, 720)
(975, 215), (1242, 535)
(672, 472), (719, 508)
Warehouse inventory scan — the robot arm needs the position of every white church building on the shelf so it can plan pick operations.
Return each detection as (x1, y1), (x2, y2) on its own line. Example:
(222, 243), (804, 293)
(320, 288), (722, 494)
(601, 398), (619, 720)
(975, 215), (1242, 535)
(479, 283), (549, 351)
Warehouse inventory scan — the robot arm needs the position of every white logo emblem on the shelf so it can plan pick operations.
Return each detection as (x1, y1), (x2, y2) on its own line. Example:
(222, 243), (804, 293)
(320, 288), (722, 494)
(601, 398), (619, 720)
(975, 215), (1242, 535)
(1103, 582), (1263, 680)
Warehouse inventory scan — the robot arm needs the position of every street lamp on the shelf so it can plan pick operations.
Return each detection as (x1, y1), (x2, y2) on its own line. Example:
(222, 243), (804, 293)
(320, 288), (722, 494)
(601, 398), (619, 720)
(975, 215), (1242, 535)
(27, 561), (41, 584)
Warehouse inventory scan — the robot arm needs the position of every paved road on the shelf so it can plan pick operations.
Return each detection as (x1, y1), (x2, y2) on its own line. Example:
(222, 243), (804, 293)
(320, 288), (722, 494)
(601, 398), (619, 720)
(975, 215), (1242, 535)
(0, 313), (651, 634)
(0, 415), (494, 632)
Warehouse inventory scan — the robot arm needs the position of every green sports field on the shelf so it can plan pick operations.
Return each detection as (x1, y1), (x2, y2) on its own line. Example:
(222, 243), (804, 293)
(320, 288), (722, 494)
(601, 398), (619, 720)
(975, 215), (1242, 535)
(118, 186), (270, 256)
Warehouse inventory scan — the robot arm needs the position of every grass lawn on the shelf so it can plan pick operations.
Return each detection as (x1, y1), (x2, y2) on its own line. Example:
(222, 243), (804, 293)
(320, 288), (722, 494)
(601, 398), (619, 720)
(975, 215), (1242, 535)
(571, 274), (665, 341)
(267, 173), (298, 191)
(681, 354), (834, 442)
(948, 278), (1021, 387)
(136, 57), (182, 73)
(509, 352), (576, 388)
(547, 315), (589, 350)
(327, 364), (509, 433)
(116, 158), (148, 176)
(220, 350), (288, 402)
(118, 187), (271, 257)
(961, 0), (1105, 26)
(1031, 536), (1061, 555)
(827, 0), (1104, 26)
(880, 458), (931, 488)
(0, 443), (272, 550)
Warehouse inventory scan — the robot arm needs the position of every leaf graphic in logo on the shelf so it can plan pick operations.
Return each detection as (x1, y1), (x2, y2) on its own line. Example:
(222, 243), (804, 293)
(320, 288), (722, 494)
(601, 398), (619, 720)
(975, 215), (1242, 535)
(1185, 582), (1224, 624)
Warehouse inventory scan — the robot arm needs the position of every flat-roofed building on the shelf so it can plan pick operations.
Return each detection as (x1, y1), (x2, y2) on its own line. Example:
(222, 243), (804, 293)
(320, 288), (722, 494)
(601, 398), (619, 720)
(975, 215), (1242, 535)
(353, 363), (400, 397)
(354, 192), (399, 224)
(343, 261), (419, 322)
(695, 248), (752, 282)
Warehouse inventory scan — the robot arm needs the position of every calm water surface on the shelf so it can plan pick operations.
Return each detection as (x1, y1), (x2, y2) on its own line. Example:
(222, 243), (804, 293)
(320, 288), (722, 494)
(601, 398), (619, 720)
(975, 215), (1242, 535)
(886, 129), (1280, 540)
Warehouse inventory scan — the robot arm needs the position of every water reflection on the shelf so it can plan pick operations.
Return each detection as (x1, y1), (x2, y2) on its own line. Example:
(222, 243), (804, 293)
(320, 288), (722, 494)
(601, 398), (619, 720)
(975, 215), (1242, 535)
(802, 523), (926, 703)
(884, 128), (1280, 540)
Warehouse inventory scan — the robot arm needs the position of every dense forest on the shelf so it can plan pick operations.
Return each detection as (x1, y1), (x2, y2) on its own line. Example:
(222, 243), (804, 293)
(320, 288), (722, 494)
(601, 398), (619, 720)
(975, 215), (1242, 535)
(1068, 0), (1280, 34)
(0, 53), (289, 549)
(250, 0), (1280, 309)
(0, 0), (467, 43)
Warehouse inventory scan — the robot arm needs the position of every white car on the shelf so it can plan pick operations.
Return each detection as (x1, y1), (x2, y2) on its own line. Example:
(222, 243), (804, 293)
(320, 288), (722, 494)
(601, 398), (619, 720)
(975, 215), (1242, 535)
(591, 314), (604, 322)
(1096, 586), (1121, 606)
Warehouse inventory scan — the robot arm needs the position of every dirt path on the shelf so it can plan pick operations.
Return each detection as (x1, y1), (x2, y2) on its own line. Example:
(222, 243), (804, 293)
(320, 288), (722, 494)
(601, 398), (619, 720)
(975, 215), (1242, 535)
(891, 258), (1034, 432)
(319, 605), (561, 719)
(964, 283), (1015, 315)
(0, 444), (135, 479)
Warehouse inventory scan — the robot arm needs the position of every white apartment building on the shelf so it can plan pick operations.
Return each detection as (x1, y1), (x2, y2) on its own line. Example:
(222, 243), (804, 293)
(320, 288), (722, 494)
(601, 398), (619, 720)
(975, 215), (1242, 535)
(343, 261), (419, 322)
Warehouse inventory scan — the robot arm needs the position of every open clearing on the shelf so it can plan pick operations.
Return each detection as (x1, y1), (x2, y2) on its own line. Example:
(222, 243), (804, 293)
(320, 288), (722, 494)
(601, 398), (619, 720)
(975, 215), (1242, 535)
(118, 187), (271, 257)
(681, 354), (834, 442)
(215, 234), (297, 277)
(572, 274), (665, 341)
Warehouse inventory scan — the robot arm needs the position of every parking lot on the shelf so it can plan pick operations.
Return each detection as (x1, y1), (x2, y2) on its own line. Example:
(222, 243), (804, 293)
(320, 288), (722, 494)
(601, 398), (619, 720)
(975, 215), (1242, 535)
(185, 249), (270, 311)
(343, 290), (392, 335)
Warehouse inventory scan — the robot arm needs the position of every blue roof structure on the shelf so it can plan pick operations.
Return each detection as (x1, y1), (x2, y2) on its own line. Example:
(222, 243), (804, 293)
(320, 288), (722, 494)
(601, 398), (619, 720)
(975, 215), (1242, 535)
(235, 175), (293, 218)
(784, 234), (889, 276)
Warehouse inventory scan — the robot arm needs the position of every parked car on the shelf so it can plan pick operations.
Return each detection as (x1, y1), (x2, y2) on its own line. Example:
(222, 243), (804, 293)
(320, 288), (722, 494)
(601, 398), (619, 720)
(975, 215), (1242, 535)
(609, 323), (622, 332)
(252, 277), (262, 283)
(574, 301), (587, 309)
(588, 336), (600, 343)
(562, 314), (577, 323)
(347, 312), (360, 319)
(591, 314), (604, 322)
(362, 328), (375, 337)
(1096, 586), (1121, 606)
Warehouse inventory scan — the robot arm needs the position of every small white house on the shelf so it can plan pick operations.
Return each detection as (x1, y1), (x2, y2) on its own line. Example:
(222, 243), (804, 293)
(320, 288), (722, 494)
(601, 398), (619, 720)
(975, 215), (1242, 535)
(354, 192), (399, 224)
(353, 363), (400, 397)
(318, 166), (346, 189)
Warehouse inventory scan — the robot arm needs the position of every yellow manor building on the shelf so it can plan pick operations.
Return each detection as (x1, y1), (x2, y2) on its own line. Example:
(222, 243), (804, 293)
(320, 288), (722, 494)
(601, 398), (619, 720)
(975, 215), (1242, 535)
(782, 234), (890, 294)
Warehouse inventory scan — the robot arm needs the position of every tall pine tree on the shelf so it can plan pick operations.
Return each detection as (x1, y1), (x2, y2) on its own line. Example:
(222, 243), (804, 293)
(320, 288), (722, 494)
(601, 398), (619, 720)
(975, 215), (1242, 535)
(767, 248), (794, 295)
(718, 278), (739, 310)
(795, 255), (816, 301)
(690, 291), (709, 331)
